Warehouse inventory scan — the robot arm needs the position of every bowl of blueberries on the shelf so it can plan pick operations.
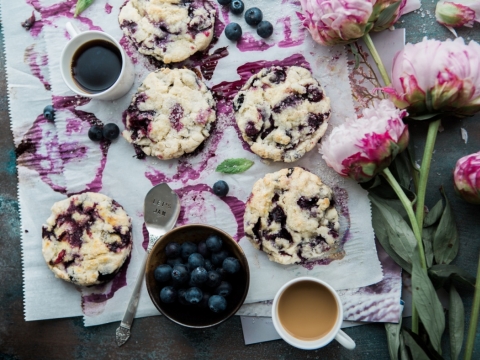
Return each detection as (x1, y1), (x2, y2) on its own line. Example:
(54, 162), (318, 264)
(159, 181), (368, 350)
(145, 224), (250, 328)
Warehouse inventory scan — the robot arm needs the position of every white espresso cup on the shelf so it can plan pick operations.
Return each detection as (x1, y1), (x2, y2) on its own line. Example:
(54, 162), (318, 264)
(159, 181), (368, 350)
(272, 277), (356, 350)
(60, 22), (135, 101)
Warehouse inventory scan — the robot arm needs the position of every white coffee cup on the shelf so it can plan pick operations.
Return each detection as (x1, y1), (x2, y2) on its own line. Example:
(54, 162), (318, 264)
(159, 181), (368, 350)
(60, 22), (135, 101)
(272, 276), (356, 350)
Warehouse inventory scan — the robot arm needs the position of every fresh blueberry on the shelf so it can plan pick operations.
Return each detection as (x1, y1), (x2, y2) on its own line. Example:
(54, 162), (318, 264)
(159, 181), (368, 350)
(224, 22), (242, 41)
(204, 258), (214, 271)
(171, 264), (189, 284)
(154, 264), (172, 283)
(88, 125), (104, 141)
(197, 241), (211, 258)
(166, 257), (183, 267)
(206, 270), (222, 288)
(177, 288), (190, 306)
(181, 242), (198, 261)
(199, 291), (211, 308)
(165, 242), (181, 258)
(160, 286), (177, 304)
(190, 267), (208, 286)
(102, 123), (120, 140)
(222, 257), (240, 274)
(206, 234), (223, 252)
(257, 20), (273, 38)
(43, 105), (55, 122)
(188, 253), (205, 269)
(208, 295), (227, 313)
(217, 0), (231, 4)
(213, 180), (229, 197)
(244, 7), (262, 26)
(214, 281), (232, 297)
(230, 0), (244, 14)
(185, 287), (203, 305)
(215, 267), (227, 280)
(211, 250), (229, 266)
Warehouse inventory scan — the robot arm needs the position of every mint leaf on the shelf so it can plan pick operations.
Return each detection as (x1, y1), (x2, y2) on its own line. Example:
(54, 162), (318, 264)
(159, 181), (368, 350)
(216, 158), (254, 174)
(75, 0), (94, 17)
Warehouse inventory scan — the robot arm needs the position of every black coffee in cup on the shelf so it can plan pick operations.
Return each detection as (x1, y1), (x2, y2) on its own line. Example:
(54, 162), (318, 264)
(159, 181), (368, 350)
(71, 39), (122, 94)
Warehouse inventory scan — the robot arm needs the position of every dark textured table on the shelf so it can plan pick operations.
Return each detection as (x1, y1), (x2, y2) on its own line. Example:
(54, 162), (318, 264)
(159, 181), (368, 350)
(1, 2), (480, 359)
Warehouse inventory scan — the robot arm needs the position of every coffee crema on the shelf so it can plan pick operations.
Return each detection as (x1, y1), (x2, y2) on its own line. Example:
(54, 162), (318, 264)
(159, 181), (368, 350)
(71, 39), (122, 94)
(277, 280), (338, 341)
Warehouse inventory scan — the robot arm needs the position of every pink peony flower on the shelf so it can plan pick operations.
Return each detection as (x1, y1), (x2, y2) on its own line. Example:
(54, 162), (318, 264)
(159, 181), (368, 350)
(436, 0), (480, 34)
(321, 99), (409, 182)
(453, 152), (480, 204)
(383, 37), (480, 118)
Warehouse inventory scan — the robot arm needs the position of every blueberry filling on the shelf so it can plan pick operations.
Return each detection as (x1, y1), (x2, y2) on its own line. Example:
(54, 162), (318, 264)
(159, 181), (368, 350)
(233, 93), (244, 112)
(306, 85), (323, 102)
(286, 168), (294, 177)
(328, 222), (339, 238)
(307, 113), (325, 130)
(272, 94), (302, 114)
(268, 68), (286, 84)
(120, 20), (138, 34)
(269, 205), (286, 224)
(251, 219), (262, 248)
(97, 271), (117, 283)
(297, 196), (319, 210)
(245, 121), (259, 138)
(169, 103), (184, 132)
(271, 193), (280, 203)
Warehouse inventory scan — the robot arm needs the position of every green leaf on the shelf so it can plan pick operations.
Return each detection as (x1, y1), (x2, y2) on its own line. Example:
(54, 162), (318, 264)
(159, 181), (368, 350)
(411, 248), (446, 354)
(433, 188), (459, 265)
(385, 320), (402, 360)
(215, 158), (254, 174)
(402, 331), (431, 360)
(407, 113), (442, 121)
(449, 285), (464, 360)
(402, 328), (444, 360)
(375, 0), (402, 28)
(399, 335), (411, 360)
(422, 226), (436, 268)
(424, 199), (444, 227)
(390, 150), (412, 190)
(74, 0), (94, 17)
(349, 43), (360, 69)
(428, 264), (476, 289)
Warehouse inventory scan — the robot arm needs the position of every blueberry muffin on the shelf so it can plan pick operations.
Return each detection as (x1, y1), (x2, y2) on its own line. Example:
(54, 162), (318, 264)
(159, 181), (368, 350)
(119, 0), (216, 63)
(123, 68), (216, 159)
(233, 66), (331, 162)
(244, 167), (343, 265)
(42, 192), (133, 286)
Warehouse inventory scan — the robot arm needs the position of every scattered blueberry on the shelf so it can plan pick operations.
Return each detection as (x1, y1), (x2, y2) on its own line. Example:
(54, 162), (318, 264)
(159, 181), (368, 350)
(206, 270), (222, 288)
(181, 242), (198, 261)
(230, 0), (244, 14)
(172, 264), (189, 284)
(244, 7), (263, 26)
(224, 22), (242, 41)
(165, 242), (182, 258)
(215, 281), (233, 297)
(223, 257), (241, 274)
(166, 257), (183, 267)
(206, 234), (223, 252)
(211, 249), (229, 266)
(102, 123), (120, 141)
(197, 241), (211, 258)
(217, 0), (231, 4)
(160, 286), (177, 304)
(154, 264), (172, 283)
(257, 20), (273, 38)
(177, 288), (190, 306)
(204, 258), (214, 271)
(209, 295), (227, 313)
(190, 267), (208, 286)
(88, 125), (103, 141)
(43, 105), (55, 122)
(185, 287), (203, 305)
(213, 180), (229, 197)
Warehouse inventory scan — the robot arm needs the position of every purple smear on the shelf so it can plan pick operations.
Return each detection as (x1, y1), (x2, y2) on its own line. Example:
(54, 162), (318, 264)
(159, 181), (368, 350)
(105, 3), (113, 14)
(237, 33), (274, 53)
(142, 223), (149, 251)
(21, 11), (36, 30)
(277, 16), (305, 48)
(24, 44), (51, 91)
(119, 35), (139, 64)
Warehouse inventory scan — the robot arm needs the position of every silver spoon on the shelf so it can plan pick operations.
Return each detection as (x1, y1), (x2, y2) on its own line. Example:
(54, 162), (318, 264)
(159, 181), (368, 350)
(115, 183), (180, 346)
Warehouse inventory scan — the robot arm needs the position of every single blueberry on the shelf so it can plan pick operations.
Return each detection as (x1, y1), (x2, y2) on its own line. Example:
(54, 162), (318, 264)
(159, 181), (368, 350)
(160, 286), (177, 304)
(43, 105), (55, 122)
(214, 281), (233, 297)
(190, 267), (208, 286)
(185, 287), (203, 305)
(165, 242), (181, 258)
(206, 234), (223, 252)
(154, 264), (172, 283)
(102, 123), (120, 141)
(181, 242), (198, 260)
(204, 258), (214, 271)
(244, 7), (262, 26)
(211, 249), (229, 266)
(217, 0), (231, 4)
(230, 0), (244, 14)
(206, 270), (222, 288)
(166, 257), (183, 267)
(171, 264), (189, 284)
(215, 267), (227, 280)
(257, 20), (273, 38)
(199, 291), (211, 308)
(213, 180), (229, 197)
(188, 253), (205, 269)
(177, 288), (190, 306)
(208, 295), (227, 313)
(88, 125), (104, 141)
(197, 241), (211, 258)
(224, 22), (242, 41)
(223, 257), (241, 274)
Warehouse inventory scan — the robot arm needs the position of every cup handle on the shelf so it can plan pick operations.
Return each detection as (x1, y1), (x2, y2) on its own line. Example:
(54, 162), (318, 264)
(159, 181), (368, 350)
(335, 329), (356, 350)
(66, 22), (81, 38)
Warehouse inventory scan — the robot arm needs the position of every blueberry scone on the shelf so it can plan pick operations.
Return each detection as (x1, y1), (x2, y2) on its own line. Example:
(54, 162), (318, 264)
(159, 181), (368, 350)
(233, 66), (331, 162)
(119, 0), (216, 63)
(42, 192), (132, 286)
(123, 68), (216, 159)
(244, 167), (344, 265)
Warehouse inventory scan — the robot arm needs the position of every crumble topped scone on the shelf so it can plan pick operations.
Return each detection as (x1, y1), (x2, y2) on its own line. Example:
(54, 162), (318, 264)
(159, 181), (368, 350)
(244, 167), (344, 265)
(122, 68), (216, 159)
(233, 66), (331, 162)
(119, 0), (216, 63)
(42, 192), (132, 286)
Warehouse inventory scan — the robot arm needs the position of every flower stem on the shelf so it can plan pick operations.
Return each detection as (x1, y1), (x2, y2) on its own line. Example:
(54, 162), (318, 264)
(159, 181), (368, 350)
(464, 251), (480, 360)
(415, 119), (441, 232)
(362, 33), (391, 86)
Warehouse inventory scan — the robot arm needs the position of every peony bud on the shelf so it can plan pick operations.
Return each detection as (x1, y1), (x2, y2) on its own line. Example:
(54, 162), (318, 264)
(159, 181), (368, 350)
(436, 1), (480, 30)
(321, 99), (408, 182)
(453, 152), (480, 204)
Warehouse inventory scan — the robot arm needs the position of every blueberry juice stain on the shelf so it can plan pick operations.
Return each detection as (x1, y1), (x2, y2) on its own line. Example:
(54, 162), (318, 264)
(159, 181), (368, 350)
(71, 40), (122, 94)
